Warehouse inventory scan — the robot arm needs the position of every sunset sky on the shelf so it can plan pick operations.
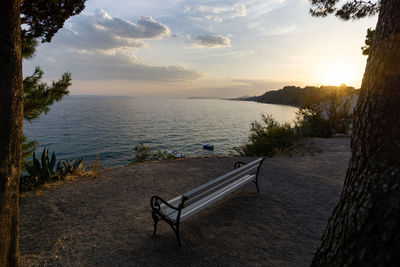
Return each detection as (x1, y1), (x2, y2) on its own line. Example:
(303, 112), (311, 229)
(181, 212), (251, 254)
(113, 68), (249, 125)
(22, 0), (377, 98)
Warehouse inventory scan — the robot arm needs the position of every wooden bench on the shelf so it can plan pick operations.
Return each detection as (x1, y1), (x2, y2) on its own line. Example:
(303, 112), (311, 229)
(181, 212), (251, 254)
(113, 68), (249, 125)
(150, 158), (264, 246)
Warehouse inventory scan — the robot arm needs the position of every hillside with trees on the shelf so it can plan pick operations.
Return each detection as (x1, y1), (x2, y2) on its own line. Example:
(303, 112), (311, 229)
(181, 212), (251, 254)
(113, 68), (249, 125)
(234, 85), (358, 107)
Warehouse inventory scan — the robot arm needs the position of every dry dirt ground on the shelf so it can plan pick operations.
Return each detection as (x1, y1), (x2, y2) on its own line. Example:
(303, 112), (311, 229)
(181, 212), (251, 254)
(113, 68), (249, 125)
(20, 137), (351, 266)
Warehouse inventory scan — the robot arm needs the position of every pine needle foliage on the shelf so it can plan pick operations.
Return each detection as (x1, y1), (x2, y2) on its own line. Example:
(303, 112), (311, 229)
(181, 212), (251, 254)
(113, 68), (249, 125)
(23, 67), (71, 122)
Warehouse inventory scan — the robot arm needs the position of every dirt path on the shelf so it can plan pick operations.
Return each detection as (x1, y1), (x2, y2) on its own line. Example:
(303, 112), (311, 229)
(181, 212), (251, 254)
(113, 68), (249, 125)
(20, 137), (350, 266)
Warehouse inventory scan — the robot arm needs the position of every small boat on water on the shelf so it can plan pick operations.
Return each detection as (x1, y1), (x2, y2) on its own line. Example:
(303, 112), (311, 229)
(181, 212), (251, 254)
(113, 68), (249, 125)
(202, 143), (214, 150)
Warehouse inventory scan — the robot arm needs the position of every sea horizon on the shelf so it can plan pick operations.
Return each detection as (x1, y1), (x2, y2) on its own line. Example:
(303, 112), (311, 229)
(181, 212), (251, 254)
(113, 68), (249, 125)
(23, 96), (298, 167)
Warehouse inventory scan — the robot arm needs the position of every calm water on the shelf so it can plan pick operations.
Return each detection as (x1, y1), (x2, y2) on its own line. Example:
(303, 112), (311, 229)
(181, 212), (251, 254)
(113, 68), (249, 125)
(23, 96), (298, 167)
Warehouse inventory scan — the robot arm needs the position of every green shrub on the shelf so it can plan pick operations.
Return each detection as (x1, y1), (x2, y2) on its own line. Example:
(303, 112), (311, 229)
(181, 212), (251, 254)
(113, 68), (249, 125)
(132, 144), (152, 163)
(235, 115), (298, 157)
(295, 110), (332, 138)
(237, 87), (354, 157)
(56, 158), (86, 177)
(296, 86), (353, 137)
(132, 144), (178, 164)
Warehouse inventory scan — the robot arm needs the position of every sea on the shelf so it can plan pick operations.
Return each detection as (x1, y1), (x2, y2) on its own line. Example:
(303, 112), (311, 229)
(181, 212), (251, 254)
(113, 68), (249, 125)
(23, 96), (298, 167)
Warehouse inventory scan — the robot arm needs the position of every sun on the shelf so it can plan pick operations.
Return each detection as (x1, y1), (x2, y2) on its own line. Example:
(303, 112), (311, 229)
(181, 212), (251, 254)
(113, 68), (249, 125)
(319, 62), (354, 86)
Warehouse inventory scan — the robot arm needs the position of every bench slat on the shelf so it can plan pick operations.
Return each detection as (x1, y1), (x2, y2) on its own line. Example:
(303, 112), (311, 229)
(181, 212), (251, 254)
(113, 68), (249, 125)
(160, 161), (261, 217)
(166, 174), (255, 222)
(183, 158), (263, 200)
(184, 164), (259, 207)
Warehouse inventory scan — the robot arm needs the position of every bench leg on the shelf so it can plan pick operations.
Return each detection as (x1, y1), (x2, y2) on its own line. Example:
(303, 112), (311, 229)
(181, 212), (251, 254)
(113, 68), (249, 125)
(173, 225), (182, 247)
(254, 180), (260, 193)
(151, 211), (159, 235)
(254, 159), (264, 193)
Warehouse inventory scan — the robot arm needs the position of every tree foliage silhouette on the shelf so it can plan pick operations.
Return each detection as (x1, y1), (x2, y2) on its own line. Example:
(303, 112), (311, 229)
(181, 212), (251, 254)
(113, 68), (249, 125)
(22, 67), (72, 169)
(20, 0), (85, 169)
(361, 28), (375, 56)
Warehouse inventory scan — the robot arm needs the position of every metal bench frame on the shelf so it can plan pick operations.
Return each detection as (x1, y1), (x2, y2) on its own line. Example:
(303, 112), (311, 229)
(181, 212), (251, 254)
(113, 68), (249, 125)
(150, 158), (264, 246)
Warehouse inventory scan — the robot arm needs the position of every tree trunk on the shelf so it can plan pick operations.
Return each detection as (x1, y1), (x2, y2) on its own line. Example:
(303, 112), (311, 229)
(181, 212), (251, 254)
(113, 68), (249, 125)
(311, 0), (400, 266)
(0, 0), (23, 266)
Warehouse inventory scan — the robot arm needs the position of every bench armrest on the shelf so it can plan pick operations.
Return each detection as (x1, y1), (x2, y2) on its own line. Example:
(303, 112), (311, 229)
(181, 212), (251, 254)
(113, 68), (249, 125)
(151, 195), (188, 212)
(234, 161), (247, 170)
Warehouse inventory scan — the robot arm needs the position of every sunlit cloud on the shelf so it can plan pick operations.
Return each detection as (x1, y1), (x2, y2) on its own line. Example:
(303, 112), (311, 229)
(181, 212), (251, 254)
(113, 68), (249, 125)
(246, 0), (287, 18)
(94, 9), (170, 39)
(230, 78), (288, 91)
(197, 3), (246, 17)
(52, 9), (170, 51)
(185, 3), (246, 22)
(195, 34), (231, 48)
(232, 4), (247, 18)
(187, 16), (203, 21)
(56, 50), (202, 82)
(268, 24), (297, 36)
(205, 15), (223, 23)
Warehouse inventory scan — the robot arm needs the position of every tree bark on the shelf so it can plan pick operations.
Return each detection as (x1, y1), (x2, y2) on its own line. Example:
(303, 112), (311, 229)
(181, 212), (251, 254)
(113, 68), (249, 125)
(0, 0), (23, 266)
(311, 0), (400, 266)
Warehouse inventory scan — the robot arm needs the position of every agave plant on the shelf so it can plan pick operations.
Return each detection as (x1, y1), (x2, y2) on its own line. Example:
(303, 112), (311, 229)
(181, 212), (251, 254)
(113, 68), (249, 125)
(22, 148), (59, 190)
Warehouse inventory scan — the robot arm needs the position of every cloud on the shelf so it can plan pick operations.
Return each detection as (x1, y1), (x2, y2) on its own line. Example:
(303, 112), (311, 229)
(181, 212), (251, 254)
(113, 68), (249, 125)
(268, 24), (296, 35)
(195, 34), (231, 48)
(93, 9), (170, 39)
(26, 9), (202, 84)
(174, 77), (291, 98)
(52, 9), (170, 51)
(197, 4), (246, 17)
(205, 15), (223, 23)
(187, 16), (203, 21)
(185, 3), (246, 22)
(198, 5), (227, 14)
(230, 78), (286, 89)
(59, 50), (202, 82)
(247, 0), (287, 16)
(233, 4), (247, 17)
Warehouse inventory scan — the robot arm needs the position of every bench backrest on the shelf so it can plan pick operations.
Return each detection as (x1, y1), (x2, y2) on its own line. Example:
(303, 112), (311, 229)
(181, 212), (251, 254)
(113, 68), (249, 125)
(183, 158), (263, 207)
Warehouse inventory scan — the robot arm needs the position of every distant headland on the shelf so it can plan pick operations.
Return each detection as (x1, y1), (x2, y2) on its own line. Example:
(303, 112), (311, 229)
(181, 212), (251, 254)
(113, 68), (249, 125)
(229, 85), (359, 107)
